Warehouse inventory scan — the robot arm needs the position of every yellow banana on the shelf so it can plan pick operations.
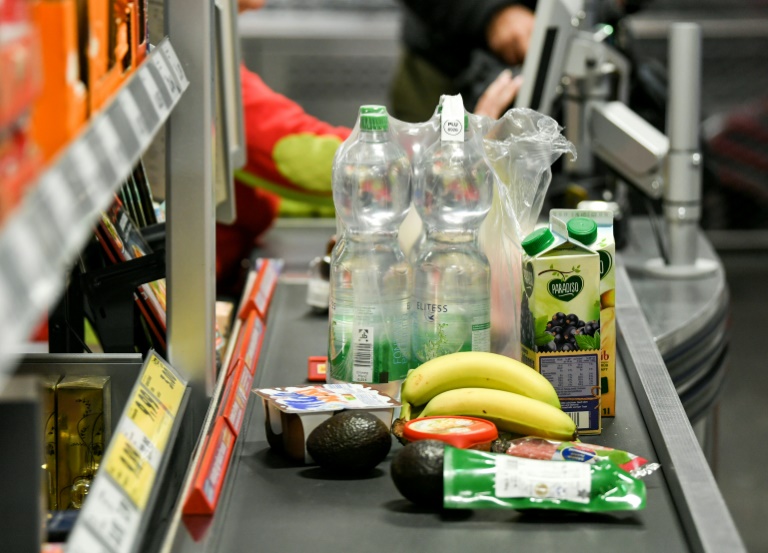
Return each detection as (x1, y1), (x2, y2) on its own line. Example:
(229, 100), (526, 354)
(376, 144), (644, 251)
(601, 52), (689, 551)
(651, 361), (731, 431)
(401, 351), (560, 409)
(418, 387), (577, 441)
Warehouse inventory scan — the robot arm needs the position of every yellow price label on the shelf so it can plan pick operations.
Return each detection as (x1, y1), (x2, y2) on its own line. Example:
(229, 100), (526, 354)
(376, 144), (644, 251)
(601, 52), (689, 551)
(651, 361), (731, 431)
(127, 385), (175, 452)
(104, 434), (156, 510)
(141, 353), (185, 415)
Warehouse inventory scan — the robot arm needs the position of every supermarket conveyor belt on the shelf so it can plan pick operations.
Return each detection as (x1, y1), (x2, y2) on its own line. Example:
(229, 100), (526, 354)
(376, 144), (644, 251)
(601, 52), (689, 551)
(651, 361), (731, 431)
(163, 251), (743, 552)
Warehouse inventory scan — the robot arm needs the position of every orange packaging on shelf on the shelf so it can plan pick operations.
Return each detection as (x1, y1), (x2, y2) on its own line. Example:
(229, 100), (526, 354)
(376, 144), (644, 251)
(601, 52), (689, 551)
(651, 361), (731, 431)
(237, 258), (283, 322)
(87, 0), (133, 112)
(131, 0), (148, 66)
(0, 22), (41, 130)
(28, 0), (87, 162)
(0, 129), (41, 221)
(217, 359), (255, 436)
(228, 310), (265, 377)
(183, 417), (236, 516)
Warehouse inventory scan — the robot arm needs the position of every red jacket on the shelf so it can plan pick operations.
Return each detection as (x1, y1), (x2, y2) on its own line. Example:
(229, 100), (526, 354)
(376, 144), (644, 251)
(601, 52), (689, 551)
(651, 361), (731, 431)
(216, 66), (351, 286)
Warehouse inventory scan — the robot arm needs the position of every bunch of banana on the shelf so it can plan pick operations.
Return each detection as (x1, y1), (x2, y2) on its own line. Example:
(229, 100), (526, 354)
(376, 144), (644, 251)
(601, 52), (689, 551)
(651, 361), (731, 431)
(396, 352), (576, 441)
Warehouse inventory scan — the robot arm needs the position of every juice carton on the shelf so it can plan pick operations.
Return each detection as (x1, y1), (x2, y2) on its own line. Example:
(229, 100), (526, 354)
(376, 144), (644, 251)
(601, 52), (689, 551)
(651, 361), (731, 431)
(552, 210), (616, 417)
(520, 219), (601, 435)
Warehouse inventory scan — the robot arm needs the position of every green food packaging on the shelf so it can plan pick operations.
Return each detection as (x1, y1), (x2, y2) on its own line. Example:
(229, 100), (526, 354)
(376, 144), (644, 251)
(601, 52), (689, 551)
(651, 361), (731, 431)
(443, 446), (646, 512)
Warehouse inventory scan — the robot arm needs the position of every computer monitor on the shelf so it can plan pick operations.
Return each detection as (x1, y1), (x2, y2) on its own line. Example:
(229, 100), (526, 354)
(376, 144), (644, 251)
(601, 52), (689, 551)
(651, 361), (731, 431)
(514, 0), (582, 115)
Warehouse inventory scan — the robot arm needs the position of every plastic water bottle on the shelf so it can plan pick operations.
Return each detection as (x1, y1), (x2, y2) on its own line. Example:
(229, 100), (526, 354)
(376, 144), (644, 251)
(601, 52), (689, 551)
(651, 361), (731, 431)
(328, 106), (412, 398)
(411, 99), (493, 366)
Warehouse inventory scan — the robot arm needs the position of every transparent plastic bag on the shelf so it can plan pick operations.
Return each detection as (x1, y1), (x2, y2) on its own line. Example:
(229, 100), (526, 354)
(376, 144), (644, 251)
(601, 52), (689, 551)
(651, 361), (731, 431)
(479, 108), (575, 358)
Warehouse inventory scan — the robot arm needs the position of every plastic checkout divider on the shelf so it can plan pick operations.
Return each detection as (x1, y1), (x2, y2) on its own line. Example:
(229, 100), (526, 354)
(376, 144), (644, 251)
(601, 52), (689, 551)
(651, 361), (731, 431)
(181, 258), (280, 516)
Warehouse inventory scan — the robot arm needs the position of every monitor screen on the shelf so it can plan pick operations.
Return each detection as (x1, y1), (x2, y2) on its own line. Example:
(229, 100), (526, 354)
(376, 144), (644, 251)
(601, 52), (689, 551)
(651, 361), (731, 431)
(515, 0), (582, 115)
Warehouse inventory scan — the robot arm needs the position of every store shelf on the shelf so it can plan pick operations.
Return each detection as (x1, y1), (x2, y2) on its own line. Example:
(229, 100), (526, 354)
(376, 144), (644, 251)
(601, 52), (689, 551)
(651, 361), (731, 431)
(0, 38), (189, 390)
(67, 351), (190, 553)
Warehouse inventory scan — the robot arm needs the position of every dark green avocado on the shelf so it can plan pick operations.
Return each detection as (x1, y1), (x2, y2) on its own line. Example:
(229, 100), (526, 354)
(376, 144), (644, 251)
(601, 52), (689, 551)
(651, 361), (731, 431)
(390, 440), (445, 508)
(306, 410), (392, 474)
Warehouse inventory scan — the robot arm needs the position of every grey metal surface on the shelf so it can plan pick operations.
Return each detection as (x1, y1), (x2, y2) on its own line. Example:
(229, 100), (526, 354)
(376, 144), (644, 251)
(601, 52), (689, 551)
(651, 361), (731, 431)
(616, 265), (744, 552)
(166, 0), (217, 432)
(621, 218), (729, 355)
(621, 12), (768, 118)
(254, 218), (337, 275)
(164, 280), (694, 553)
(238, 11), (400, 127)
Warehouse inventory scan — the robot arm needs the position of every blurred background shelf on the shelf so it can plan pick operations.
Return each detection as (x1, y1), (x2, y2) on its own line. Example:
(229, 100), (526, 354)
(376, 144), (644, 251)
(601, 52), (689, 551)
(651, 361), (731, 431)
(0, 39), (188, 389)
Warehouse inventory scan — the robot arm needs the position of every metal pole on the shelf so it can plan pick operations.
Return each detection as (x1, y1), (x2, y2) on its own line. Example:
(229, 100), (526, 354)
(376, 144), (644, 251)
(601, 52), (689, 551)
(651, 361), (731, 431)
(166, 0), (216, 436)
(665, 22), (701, 266)
(648, 22), (716, 277)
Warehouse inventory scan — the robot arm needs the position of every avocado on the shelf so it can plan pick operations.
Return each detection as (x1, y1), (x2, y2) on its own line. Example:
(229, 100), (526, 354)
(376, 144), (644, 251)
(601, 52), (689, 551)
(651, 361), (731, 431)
(306, 410), (392, 474)
(390, 440), (445, 508)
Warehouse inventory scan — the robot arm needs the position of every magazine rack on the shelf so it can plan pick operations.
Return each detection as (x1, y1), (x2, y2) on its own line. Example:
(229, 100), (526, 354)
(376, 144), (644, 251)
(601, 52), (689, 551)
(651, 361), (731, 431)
(49, 236), (166, 356)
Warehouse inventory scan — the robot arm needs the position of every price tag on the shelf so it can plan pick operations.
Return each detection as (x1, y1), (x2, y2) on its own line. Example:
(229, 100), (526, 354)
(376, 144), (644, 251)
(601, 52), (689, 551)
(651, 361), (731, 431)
(244, 317), (264, 371)
(0, 275), (12, 333)
(3, 219), (47, 305)
(152, 53), (181, 99)
(93, 117), (131, 180)
(26, 188), (66, 260)
(38, 170), (77, 234)
(69, 476), (141, 553)
(255, 261), (279, 314)
(67, 524), (118, 553)
(126, 385), (175, 454)
(69, 140), (103, 197)
(104, 433), (157, 510)
(161, 41), (188, 88)
(138, 69), (168, 118)
(118, 93), (150, 143)
(120, 416), (164, 470)
(140, 353), (185, 415)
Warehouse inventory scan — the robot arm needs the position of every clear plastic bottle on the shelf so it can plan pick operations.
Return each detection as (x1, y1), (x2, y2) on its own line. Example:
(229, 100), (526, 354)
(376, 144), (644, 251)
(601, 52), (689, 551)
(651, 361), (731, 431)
(411, 108), (493, 366)
(328, 106), (412, 398)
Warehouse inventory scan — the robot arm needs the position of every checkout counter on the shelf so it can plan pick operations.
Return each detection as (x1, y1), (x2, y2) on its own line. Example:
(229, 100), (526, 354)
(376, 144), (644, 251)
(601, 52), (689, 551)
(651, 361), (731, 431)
(158, 216), (740, 553)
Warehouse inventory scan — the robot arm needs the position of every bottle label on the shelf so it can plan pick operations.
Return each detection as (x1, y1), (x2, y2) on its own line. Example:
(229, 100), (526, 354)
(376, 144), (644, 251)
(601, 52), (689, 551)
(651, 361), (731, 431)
(412, 300), (490, 365)
(328, 300), (410, 385)
(441, 95), (465, 144)
(352, 324), (374, 382)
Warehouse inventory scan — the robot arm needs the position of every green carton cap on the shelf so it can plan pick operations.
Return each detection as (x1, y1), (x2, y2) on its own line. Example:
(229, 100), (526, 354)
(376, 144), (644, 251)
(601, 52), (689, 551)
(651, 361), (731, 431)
(567, 217), (598, 245)
(522, 227), (555, 256)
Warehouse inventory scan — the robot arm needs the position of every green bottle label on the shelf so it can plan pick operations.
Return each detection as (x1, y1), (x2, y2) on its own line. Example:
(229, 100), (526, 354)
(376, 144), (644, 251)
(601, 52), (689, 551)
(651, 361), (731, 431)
(328, 305), (409, 384)
(411, 300), (490, 366)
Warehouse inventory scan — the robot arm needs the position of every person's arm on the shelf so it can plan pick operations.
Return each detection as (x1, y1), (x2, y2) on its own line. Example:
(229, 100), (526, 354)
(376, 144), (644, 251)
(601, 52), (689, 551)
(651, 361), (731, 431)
(239, 66), (350, 198)
(474, 69), (523, 119)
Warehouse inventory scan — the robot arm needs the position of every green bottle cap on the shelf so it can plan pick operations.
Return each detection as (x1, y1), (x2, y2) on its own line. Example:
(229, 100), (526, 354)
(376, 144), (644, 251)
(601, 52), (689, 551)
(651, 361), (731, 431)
(522, 227), (555, 256)
(567, 217), (598, 245)
(360, 105), (387, 115)
(360, 113), (389, 131)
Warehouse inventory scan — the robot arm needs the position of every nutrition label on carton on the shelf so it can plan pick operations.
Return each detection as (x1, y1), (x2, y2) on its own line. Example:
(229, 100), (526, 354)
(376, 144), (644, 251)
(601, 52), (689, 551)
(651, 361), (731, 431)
(539, 354), (599, 398)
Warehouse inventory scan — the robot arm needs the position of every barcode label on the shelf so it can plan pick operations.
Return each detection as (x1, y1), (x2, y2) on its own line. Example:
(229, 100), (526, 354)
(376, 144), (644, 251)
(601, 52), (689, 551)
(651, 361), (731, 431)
(568, 411), (591, 430)
(353, 326), (373, 382)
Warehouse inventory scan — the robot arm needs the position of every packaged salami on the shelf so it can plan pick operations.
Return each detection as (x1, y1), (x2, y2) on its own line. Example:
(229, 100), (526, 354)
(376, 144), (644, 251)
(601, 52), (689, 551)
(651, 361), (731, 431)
(492, 436), (660, 478)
